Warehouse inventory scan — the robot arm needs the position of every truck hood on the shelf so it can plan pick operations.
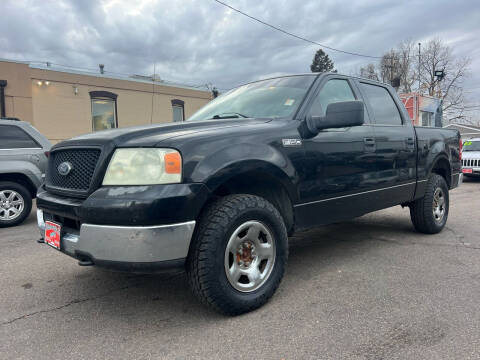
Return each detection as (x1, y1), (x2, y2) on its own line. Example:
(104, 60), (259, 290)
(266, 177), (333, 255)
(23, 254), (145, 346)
(462, 151), (480, 159)
(53, 118), (272, 149)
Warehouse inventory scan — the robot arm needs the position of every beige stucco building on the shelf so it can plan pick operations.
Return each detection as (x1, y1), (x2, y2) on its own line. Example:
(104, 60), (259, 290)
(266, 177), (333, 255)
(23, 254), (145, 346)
(0, 59), (212, 143)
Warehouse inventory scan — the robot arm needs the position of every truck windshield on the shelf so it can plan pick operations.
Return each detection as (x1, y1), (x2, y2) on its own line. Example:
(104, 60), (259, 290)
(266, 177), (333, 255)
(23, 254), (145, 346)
(463, 140), (480, 151)
(187, 75), (316, 121)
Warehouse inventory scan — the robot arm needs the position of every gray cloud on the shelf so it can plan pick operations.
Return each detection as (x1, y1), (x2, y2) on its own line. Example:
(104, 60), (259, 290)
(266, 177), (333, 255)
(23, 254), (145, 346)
(1, 0), (479, 118)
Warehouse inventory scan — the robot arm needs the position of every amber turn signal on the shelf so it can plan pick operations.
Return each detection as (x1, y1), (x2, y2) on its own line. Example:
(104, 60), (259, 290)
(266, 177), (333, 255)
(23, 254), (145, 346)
(164, 152), (182, 174)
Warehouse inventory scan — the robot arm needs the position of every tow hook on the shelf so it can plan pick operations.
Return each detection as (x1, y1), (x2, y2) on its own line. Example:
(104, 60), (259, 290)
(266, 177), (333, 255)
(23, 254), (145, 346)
(78, 259), (94, 266)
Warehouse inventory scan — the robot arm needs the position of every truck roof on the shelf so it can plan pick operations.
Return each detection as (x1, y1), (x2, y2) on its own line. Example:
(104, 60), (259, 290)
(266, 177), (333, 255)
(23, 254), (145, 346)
(238, 72), (393, 90)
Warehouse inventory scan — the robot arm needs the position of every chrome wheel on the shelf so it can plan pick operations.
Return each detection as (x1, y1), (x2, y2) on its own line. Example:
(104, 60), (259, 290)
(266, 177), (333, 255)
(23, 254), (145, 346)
(433, 188), (445, 222)
(0, 190), (25, 221)
(224, 220), (276, 292)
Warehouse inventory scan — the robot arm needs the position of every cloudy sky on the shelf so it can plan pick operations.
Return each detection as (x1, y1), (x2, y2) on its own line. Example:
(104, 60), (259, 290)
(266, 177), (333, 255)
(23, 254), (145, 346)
(1, 0), (479, 119)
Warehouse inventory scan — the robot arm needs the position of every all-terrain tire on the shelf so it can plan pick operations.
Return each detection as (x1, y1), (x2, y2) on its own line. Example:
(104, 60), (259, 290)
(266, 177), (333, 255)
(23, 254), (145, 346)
(409, 174), (449, 234)
(0, 181), (33, 228)
(186, 194), (288, 315)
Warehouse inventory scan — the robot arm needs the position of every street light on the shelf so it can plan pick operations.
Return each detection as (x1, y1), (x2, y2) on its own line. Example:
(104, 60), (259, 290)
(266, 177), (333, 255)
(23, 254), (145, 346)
(434, 70), (445, 80)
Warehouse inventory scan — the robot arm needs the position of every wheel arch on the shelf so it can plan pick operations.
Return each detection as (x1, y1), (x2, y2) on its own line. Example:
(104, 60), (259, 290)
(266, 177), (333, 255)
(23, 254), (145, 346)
(202, 162), (297, 235)
(429, 155), (452, 188)
(0, 173), (37, 198)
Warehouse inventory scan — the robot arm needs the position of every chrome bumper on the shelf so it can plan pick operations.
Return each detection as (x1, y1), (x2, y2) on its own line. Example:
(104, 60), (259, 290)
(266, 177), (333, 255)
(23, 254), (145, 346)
(452, 172), (463, 188)
(37, 209), (195, 264)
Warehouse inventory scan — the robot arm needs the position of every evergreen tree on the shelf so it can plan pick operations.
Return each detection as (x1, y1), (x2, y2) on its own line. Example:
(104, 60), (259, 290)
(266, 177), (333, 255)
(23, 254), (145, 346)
(310, 49), (335, 73)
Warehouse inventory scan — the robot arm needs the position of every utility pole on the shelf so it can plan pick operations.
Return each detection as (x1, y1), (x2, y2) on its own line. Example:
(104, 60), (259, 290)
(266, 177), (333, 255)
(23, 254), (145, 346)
(390, 55), (394, 84)
(150, 62), (155, 124)
(418, 42), (421, 94)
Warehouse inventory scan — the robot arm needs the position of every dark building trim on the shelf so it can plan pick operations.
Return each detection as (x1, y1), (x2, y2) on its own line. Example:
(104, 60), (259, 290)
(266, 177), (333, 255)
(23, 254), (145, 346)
(0, 80), (7, 118)
(89, 90), (118, 100)
(171, 99), (184, 107)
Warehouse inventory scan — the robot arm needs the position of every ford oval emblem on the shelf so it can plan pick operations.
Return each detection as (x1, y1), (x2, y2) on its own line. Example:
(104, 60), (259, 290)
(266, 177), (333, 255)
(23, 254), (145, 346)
(57, 161), (73, 176)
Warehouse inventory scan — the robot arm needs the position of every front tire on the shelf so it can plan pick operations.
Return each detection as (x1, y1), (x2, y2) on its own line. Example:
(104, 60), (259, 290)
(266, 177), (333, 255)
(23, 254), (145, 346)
(187, 194), (288, 315)
(0, 181), (32, 228)
(409, 174), (449, 234)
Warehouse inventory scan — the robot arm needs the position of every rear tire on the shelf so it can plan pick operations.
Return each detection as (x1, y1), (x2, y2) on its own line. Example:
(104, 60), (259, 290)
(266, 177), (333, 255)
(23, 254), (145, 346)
(0, 181), (32, 228)
(187, 194), (288, 315)
(409, 174), (449, 234)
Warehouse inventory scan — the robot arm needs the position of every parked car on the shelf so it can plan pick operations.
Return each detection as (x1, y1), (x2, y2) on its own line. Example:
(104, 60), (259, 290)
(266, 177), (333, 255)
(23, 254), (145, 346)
(36, 73), (461, 315)
(461, 138), (480, 177)
(0, 118), (51, 227)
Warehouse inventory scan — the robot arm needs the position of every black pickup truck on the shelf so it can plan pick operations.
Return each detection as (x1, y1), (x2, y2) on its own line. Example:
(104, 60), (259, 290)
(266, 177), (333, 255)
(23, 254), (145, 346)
(37, 73), (462, 315)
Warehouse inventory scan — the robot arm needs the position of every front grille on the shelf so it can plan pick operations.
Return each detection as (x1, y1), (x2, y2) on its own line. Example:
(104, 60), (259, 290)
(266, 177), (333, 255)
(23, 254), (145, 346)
(46, 148), (101, 194)
(462, 159), (480, 167)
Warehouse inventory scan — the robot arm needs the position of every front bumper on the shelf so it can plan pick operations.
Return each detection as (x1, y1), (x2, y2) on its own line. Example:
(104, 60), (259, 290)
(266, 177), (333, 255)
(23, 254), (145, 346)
(36, 182), (210, 226)
(35, 182), (211, 271)
(37, 210), (196, 272)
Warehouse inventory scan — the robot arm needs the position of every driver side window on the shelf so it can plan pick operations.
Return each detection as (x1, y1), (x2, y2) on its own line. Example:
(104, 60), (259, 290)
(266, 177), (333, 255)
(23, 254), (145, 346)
(309, 79), (356, 116)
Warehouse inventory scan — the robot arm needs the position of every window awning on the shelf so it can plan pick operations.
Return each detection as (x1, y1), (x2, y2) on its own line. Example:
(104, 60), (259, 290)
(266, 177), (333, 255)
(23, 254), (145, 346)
(420, 97), (442, 113)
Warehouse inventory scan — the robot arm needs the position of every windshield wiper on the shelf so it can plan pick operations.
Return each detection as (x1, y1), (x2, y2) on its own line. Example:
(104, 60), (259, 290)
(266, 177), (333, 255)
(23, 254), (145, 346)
(209, 112), (249, 120)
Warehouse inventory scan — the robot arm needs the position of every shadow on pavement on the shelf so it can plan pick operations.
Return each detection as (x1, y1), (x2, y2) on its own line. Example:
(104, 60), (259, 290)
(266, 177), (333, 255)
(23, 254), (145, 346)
(51, 209), (418, 322)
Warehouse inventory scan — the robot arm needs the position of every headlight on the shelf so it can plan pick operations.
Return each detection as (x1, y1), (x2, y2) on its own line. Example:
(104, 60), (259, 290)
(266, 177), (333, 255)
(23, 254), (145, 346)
(102, 148), (182, 185)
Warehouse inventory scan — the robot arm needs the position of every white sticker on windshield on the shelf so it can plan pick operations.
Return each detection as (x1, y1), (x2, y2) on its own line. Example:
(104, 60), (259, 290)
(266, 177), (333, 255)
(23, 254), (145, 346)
(284, 99), (295, 106)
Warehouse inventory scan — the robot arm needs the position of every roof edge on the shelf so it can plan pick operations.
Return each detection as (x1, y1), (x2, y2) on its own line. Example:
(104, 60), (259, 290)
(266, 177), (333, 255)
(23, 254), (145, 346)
(27, 62), (209, 93)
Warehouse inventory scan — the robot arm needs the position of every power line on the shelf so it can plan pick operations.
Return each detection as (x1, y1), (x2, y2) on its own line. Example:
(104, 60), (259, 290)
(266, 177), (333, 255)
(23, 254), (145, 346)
(212, 0), (382, 59)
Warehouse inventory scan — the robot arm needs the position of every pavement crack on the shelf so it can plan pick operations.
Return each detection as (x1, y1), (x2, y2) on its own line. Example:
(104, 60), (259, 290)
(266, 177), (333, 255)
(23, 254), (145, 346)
(445, 226), (480, 250)
(370, 236), (407, 246)
(2, 271), (185, 326)
(1, 281), (143, 326)
(368, 229), (480, 251)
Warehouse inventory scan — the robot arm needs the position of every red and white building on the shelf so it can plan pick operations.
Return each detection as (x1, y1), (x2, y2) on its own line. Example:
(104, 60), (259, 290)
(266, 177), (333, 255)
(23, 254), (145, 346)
(399, 93), (443, 127)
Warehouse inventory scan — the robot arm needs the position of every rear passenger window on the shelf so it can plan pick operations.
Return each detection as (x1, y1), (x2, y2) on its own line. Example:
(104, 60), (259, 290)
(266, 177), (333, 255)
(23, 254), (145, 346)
(0, 125), (40, 149)
(309, 79), (356, 116)
(360, 83), (402, 125)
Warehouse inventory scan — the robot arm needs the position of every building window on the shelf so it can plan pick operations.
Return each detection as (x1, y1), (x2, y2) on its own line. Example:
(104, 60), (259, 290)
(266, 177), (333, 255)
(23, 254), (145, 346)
(421, 111), (433, 127)
(89, 91), (118, 131)
(171, 99), (184, 122)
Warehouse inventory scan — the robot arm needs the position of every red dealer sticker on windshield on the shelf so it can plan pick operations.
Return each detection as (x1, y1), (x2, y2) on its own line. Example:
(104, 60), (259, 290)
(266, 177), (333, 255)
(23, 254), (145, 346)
(45, 221), (61, 249)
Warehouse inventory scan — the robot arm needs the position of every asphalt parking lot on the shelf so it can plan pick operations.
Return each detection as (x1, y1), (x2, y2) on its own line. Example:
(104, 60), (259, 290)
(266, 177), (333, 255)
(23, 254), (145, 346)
(1, 179), (479, 360)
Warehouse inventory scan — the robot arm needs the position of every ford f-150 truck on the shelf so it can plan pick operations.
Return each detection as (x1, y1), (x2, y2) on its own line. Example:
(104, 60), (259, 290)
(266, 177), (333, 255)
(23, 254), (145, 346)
(36, 73), (462, 315)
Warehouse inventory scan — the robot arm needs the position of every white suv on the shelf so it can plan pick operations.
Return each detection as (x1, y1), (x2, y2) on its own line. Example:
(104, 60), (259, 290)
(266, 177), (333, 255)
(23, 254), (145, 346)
(462, 138), (480, 177)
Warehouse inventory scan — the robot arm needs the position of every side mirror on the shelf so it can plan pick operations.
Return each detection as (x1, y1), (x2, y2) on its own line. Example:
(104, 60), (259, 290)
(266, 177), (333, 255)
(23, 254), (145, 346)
(302, 100), (365, 137)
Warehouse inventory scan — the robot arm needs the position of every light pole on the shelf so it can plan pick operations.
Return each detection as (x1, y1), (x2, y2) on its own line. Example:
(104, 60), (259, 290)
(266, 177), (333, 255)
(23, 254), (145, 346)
(418, 42), (421, 94)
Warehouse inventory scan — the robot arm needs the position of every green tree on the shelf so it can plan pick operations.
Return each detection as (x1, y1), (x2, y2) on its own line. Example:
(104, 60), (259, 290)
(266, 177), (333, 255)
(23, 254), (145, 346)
(310, 49), (335, 73)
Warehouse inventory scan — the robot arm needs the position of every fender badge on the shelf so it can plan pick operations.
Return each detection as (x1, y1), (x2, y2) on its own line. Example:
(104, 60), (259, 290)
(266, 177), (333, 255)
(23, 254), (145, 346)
(282, 139), (302, 147)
